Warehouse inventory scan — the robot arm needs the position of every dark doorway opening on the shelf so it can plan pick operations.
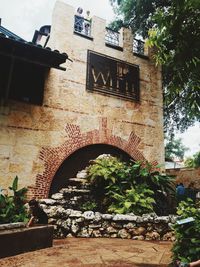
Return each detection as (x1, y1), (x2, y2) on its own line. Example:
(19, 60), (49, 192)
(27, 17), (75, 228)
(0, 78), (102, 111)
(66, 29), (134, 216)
(49, 144), (132, 196)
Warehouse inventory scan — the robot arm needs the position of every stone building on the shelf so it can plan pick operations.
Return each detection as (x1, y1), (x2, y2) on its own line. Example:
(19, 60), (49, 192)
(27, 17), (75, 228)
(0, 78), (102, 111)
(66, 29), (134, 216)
(0, 1), (164, 199)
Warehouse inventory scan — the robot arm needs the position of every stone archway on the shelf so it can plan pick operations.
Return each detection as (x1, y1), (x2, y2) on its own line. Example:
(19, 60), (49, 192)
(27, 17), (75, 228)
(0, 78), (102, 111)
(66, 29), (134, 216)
(28, 118), (146, 199)
(49, 143), (133, 196)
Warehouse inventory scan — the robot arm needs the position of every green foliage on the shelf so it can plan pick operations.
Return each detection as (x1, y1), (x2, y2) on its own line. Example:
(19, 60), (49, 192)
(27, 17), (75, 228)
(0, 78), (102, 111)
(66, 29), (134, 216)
(87, 156), (127, 212)
(108, 184), (155, 214)
(185, 151), (200, 168)
(0, 176), (28, 224)
(192, 152), (200, 168)
(80, 200), (98, 211)
(110, 0), (200, 134)
(184, 157), (195, 168)
(87, 156), (125, 185)
(148, 1), (200, 134)
(86, 156), (175, 215)
(165, 137), (188, 161)
(109, 0), (170, 38)
(172, 200), (200, 263)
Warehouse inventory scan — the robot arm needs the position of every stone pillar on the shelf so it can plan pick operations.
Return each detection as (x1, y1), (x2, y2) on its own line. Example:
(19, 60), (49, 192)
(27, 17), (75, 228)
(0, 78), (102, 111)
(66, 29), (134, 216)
(91, 16), (106, 50)
(123, 28), (134, 58)
(48, 1), (74, 51)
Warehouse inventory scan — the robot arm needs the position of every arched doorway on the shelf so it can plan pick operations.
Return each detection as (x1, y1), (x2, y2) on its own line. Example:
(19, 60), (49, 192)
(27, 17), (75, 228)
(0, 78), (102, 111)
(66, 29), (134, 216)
(49, 144), (132, 196)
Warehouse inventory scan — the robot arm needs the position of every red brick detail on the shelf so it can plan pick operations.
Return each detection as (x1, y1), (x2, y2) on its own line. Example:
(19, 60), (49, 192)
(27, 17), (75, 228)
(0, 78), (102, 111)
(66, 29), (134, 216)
(151, 160), (158, 166)
(150, 160), (160, 171)
(31, 118), (146, 198)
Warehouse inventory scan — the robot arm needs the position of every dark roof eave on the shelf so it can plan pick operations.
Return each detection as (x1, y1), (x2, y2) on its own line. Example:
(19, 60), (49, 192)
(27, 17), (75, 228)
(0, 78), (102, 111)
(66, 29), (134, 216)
(0, 33), (68, 70)
(0, 25), (26, 41)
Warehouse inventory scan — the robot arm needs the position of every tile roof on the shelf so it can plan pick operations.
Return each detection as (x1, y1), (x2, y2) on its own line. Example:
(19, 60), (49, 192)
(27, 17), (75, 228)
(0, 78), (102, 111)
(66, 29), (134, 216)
(0, 25), (68, 70)
(0, 25), (26, 41)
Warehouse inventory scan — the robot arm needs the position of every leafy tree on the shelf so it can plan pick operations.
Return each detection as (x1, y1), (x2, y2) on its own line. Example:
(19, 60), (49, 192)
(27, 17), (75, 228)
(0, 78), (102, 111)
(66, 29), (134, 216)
(185, 151), (200, 168)
(184, 157), (194, 168)
(109, 0), (200, 134)
(165, 137), (188, 161)
(191, 151), (200, 168)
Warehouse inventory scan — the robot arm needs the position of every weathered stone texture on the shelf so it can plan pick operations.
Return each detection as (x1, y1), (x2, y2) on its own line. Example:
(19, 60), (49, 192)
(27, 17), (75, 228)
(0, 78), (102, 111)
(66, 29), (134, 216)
(0, 1), (164, 197)
(40, 199), (176, 241)
(167, 168), (200, 189)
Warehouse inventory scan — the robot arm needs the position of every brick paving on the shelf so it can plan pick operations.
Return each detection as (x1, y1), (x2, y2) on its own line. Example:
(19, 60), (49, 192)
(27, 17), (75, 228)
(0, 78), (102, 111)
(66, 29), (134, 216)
(0, 237), (173, 267)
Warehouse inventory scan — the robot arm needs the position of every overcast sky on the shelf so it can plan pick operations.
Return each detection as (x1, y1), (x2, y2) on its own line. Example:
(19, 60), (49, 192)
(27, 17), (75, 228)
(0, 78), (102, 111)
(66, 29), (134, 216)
(0, 0), (199, 158)
(176, 122), (200, 158)
(0, 0), (115, 40)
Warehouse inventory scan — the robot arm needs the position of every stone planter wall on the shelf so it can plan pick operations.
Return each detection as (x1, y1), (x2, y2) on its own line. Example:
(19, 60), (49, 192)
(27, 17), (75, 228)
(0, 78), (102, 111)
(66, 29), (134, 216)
(41, 200), (177, 241)
(0, 222), (25, 230)
(0, 224), (54, 258)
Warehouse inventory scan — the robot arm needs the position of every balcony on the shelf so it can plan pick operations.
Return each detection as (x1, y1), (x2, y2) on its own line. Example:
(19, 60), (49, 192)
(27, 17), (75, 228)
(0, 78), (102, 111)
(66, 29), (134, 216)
(105, 27), (119, 46)
(73, 18), (148, 58)
(133, 39), (148, 58)
(74, 15), (93, 40)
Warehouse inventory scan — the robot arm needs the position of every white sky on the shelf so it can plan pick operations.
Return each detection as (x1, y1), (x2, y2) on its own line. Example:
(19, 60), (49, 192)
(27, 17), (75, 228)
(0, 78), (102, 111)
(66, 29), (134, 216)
(0, 0), (199, 159)
(0, 0), (115, 40)
(176, 122), (200, 158)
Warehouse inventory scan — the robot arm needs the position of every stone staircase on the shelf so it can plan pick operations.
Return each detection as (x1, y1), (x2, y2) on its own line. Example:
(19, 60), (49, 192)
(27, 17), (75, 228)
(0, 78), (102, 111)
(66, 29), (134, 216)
(50, 169), (91, 210)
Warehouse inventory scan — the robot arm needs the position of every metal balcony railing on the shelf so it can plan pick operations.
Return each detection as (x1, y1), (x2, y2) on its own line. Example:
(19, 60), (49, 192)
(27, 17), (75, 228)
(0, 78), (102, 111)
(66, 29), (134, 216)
(105, 27), (119, 46)
(133, 39), (145, 55)
(74, 15), (92, 36)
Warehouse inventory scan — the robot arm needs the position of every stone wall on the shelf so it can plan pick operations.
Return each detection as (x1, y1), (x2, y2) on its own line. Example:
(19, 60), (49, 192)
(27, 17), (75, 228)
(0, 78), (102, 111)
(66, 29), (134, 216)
(0, 0), (164, 198)
(167, 168), (200, 188)
(40, 200), (176, 241)
(0, 224), (54, 258)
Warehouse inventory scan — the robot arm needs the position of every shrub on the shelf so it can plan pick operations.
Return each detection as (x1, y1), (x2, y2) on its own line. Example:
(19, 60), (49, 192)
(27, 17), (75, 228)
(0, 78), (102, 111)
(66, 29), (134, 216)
(172, 200), (200, 264)
(86, 155), (175, 215)
(108, 184), (155, 214)
(0, 176), (29, 224)
(80, 200), (98, 211)
(87, 156), (128, 212)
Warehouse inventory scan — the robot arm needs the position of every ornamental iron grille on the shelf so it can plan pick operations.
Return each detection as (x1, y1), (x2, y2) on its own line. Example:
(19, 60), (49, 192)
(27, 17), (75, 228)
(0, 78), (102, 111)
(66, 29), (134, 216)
(86, 50), (140, 101)
(133, 39), (145, 55)
(74, 15), (91, 36)
(105, 27), (119, 46)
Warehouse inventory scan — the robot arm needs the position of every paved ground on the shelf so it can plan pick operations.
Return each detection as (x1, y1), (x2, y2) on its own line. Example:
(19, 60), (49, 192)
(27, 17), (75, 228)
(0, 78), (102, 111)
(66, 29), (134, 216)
(0, 237), (173, 267)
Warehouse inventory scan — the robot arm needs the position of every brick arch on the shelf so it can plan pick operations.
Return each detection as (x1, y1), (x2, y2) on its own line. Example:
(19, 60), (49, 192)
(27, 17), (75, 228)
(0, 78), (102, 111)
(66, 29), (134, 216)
(28, 118), (146, 199)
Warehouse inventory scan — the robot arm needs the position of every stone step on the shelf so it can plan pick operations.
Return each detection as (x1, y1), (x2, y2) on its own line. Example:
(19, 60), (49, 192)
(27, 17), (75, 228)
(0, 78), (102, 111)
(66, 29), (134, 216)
(55, 194), (91, 205)
(76, 170), (88, 179)
(63, 185), (77, 190)
(68, 178), (90, 188)
(68, 178), (89, 184)
(60, 188), (90, 195)
(70, 196), (82, 201)
(62, 203), (82, 210)
(59, 197), (92, 210)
